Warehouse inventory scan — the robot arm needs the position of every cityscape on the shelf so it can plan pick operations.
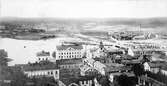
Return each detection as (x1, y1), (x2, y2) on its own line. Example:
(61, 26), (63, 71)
(1, 17), (167, 86)
(1, 0), (167, 86)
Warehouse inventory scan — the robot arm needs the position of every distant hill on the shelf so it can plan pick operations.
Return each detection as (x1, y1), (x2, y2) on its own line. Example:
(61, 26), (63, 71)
(0, 17), (167, 28)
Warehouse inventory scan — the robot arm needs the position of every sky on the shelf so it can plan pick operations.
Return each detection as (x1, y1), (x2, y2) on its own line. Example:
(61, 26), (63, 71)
(0, 0), (167, 18)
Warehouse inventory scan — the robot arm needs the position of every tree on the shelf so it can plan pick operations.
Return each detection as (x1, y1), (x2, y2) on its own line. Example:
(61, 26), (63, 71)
(0, 49), (12, 86)
(117, 74), (136, 86)
(131, 63), (145, 85)
(96, 75), (111, 86)
(31, 76), (58, 86)
(0, 49), (10, 66)
(10, 68), (29, 86)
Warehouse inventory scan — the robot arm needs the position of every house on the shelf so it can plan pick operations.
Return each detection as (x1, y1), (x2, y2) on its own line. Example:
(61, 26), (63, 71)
(56, 58), (82, 69)
(22, 62), (59, 80)
(89, 42), (124, 59)
(160, 66), (167, 76)
(59, 76), (94, 86)
(83, 58), (106, 75)
(80, 63), (99, 76)
(53, 45), (84, 60)
(56, 58), (82, 78)
(129, 42), (162, 56)
(143, 61), (167, 74)
(36, 50), (51, 62)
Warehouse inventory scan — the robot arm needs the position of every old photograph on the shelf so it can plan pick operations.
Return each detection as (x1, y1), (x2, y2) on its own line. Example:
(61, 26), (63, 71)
(0, 0), (167, 86)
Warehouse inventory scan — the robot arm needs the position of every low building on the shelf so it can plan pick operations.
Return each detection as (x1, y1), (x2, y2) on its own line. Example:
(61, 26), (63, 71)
(36, 50), (51, 62)
(56, 58), (82, 70)
(22, 62), (59, 80)
(88, 42), (124, 59)
(53, 45), (84, 60)
(143, 61), (167, 74)
(59, 76), (94, 86)
(160, 66), (167, 76)
(57, 59), (82, 79)
(129, 42), (163, 56)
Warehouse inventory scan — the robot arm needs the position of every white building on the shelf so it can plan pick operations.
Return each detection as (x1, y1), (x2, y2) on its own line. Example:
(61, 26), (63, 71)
(59, 76), (94, 86)
(143, 61), (167, 74)
(36, 50), (51, 62)
(53, 45), (84, 60)
(161, 69), (167, 76)
(24, 69), (59, 79)
(23, 63), (59, 80)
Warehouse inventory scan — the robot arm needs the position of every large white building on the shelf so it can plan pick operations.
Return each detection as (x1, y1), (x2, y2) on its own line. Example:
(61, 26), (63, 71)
(23, 63), (59, 80)
(53, 45), (84, 60)
(125, 42), (165, 56)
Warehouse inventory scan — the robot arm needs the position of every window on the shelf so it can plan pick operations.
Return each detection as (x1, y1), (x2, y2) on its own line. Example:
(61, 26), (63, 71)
(48, 72), (50, 75)
(51, 71), (53, 75)
(39, 58), (41, 61)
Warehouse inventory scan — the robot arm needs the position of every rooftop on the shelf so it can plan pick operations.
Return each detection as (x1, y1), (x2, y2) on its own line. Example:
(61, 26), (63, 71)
(60, 76), (94, 86)
(22, 62), (58, 71)
(147, 61), (167, 68)
(56, 45), (83, 50)
(56, 58), (82, 65)
(104, 64), (131, 73)
(36, 50), (50, 57)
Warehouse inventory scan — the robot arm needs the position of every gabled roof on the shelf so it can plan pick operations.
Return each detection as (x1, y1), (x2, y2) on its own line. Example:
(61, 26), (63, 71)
(36, 51), (50, 57)
(56, 58), (82, 65)
(22, 62), (58, 71)
(60, 76), (94, 86)
(147, 61), (167, 68)
(56, 45), (83, 50)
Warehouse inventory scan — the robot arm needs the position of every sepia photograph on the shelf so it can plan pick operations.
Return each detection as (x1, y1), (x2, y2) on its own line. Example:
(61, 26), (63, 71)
(0, 0), (167, 86)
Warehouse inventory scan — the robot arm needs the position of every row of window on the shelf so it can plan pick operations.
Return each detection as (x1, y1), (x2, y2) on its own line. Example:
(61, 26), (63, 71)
(26, 70), (58, 77)
(58, 52), (81, 55)
(133, 45), (160, 49)
(58, 55), (82, 59)
(134, 50), (159, 55)
(38, 58), (48, 61)
(79, 80), (92, 85)
(60, 64), (79, 69)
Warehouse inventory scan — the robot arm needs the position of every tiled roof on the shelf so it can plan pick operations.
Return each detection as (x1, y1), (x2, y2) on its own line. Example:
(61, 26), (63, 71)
(147, 61), (167, 68)
(22, 62), (58, 71)
(56, 45), (83, 50)
(104, 65), (131, 73)
(56, 58), (82, 65)
(36, 51), (50, 56)
(60, 76), (94, 86)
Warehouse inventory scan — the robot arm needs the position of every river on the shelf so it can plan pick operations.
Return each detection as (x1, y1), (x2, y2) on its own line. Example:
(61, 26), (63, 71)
(0, 37), (79, 65)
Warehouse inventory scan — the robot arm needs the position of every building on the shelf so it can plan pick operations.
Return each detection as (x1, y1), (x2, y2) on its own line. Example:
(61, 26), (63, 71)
(160, 66), (167, 76)
(88, 42), (125, 59)
(56, 58), (82, 69)
(128, 42), (164, 56)
(57, 58), (83, 79)
(143, 61), (167, 74)
(22, 62), (59, 80)
(53, 45), (84, 60)
(36, 50), (51, 62)
(59, 76), (94, 86)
